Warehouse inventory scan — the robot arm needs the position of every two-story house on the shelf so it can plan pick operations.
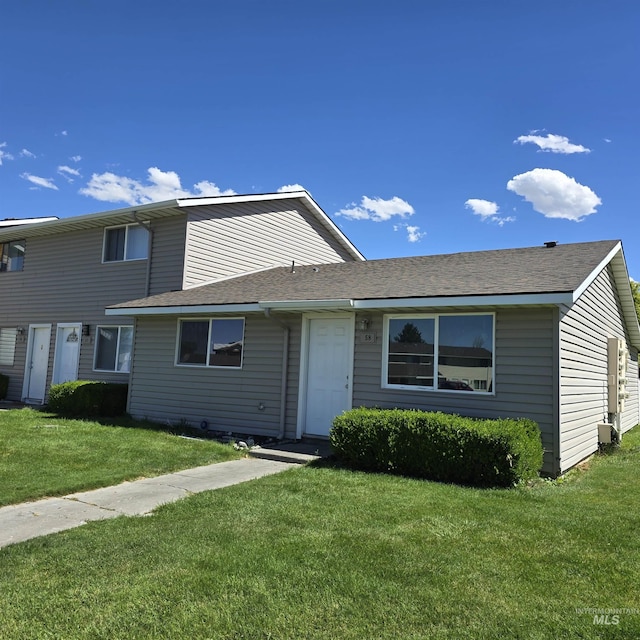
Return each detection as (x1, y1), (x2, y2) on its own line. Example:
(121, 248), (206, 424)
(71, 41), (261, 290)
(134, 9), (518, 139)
(1, 191), (639, 477)
(0, 191), (362, 404)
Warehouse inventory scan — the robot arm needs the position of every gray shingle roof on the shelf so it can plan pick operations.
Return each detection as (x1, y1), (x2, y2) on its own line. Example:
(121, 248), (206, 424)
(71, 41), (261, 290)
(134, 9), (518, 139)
(110, 240), (620, 309)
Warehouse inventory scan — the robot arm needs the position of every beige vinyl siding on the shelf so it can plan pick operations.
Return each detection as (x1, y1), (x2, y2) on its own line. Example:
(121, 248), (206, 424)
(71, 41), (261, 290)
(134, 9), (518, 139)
(148, 215), (186, 295)
(183, 200), (355, 289)
(352, 308), (557, 475)
(0, 216), (186, 401)
(559, 265), (639, 472)
(128, 314), (298, 437)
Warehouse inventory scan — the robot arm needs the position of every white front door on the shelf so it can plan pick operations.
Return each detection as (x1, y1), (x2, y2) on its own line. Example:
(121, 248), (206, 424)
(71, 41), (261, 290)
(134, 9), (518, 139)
(52, 324), (81, 385)
(302, 316), (354, 437)
(23, 325), (51, 403)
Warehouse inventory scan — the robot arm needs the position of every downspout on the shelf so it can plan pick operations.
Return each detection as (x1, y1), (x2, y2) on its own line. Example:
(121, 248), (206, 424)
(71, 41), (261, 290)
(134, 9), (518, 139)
(264, 308), (290, 440)
(132, 211), (153, 297)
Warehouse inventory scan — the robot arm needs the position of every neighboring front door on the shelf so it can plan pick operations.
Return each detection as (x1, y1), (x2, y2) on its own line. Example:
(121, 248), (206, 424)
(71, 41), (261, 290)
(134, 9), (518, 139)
(23, 325), (51, 403)
(302, 316), (354, 437)
(52, 324), (81, 385)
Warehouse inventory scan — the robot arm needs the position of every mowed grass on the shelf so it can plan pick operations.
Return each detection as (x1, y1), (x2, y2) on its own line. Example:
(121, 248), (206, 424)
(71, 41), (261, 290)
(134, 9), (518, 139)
(0, 425), (639, 639)
(0, 408), (240, 506)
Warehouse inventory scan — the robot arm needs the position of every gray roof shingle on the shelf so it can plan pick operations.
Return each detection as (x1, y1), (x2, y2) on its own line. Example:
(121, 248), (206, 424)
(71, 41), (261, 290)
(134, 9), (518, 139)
(110, 240), (620, 309)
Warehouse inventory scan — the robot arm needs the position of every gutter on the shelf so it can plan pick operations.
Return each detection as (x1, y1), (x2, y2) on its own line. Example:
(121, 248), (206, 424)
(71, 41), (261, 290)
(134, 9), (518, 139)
(263, 308), (290, 440)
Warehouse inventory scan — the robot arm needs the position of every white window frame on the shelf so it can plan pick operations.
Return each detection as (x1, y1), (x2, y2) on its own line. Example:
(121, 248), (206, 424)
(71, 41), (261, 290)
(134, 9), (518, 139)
(175, 317), (245, 369)
(0, 327), (18, 366)
(382, 312), (495, 394)
(93, 325), (133, 373)
(102, 223), (149, 263)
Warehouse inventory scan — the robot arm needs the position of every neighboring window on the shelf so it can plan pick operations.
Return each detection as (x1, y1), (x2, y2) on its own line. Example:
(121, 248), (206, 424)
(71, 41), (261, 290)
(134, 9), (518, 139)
(103, 224), (148, 262)
(0, 240), (25, 272)
(384, 314), (494, 393)
(177, 318), (244, 368)
(94, 326), (133, 372)
(0, 328), (17, 366)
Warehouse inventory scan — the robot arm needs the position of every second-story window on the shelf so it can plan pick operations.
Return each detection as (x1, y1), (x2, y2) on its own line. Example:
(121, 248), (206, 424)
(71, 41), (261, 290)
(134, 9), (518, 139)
(0, 240), (25, 272)
(103, 224), (149, 262)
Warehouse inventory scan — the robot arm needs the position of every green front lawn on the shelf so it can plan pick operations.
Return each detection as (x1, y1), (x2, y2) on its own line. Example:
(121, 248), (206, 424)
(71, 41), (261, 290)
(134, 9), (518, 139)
(1, 421), (639, 639)
(0, 408), (240, 506)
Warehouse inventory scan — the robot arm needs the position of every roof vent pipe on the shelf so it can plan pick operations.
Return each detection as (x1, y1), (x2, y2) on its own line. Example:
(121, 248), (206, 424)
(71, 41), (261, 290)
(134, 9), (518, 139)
(544, 241), (558, 248)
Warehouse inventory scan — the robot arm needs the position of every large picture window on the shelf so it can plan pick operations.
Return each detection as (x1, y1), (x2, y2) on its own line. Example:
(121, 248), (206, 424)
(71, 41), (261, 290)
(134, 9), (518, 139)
(0, 240), (25, 272)
(94, 326), (133, 372)
(103, 224), (149, 262)
(384, 314), (494, 393)
(177, 318), (244, 368)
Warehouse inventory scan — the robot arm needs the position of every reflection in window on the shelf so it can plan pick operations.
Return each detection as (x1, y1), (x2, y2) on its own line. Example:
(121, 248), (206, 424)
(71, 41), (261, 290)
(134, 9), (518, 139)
(387, 318), (435, 387)
(178, 318), (244, 368)
(94, 326), (133, 372)
(103, 224), (149, 262)
(385, 314), (493, 393)
(0, 240), (25, 272)
(438, 315), (493, 392)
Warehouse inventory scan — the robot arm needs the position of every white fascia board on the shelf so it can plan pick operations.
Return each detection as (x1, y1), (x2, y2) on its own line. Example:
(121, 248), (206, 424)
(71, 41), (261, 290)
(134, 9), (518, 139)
(106, 303), (263, 316)
(572, 241), (622, 302)
(259, 299), (354, 310)
(296, 193), (366, 261)
(354, 292), (574, 309)
(0, 217), (59, 227)
(176, 191), (308, 208)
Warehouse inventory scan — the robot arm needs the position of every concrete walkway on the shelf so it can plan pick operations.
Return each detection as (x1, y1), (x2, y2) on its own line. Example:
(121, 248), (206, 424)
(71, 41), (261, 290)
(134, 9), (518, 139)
(0, 457), (297, 549)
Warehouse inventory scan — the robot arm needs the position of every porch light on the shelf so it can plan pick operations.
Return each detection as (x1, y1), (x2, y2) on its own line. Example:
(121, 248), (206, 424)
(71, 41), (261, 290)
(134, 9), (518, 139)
(16, 326), (25, 335)
(358, 318), (370, 331)
(82, 324), (91, 337)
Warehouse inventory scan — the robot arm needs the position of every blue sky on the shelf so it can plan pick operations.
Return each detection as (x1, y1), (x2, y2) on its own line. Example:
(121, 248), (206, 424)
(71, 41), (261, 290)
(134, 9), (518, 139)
(1, 1), (638, 278)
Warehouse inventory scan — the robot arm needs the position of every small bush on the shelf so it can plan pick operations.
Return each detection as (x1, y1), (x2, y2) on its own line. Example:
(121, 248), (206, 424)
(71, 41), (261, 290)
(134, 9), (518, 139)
(0, 373), (8, 400)
(48, 381), (128, 417)
(330, 408), (543, 487)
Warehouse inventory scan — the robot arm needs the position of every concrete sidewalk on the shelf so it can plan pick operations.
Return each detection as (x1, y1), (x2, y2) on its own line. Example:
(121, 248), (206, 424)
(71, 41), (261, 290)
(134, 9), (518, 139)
(0, 457), (296, 549)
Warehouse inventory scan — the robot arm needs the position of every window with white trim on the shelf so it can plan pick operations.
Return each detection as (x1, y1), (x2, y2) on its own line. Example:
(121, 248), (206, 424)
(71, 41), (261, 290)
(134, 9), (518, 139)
(103, 224), (148, 262)
(177, 318), (244, 368)
(0, 240), (25, 272)
(94, 326), (133, 372)
(384, 313), (494, 393)
(0, 328), (17, 366)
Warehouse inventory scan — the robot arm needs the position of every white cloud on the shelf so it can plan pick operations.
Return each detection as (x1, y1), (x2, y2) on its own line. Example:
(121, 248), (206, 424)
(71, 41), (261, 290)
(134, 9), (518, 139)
(277, 183), (306, 193)
(20, 173), (59, 190)
(336, 195), (414, 222)
(604, 138), (612, 143)
(61, 130), (68, 136)
(393, 223), (426, 243)
(70, 155), (82, 162)
(465, 199), (515, 226)
(465, 198), (499, 218)
(514, 133), (590, 154)
(79, 167), (236, 205)
(20, 148), (36, 158)
(58, 165), (81, 182)
(0, 142), (14, 165)
(506, 168), (601, 221)
(405, 225), (426, 243)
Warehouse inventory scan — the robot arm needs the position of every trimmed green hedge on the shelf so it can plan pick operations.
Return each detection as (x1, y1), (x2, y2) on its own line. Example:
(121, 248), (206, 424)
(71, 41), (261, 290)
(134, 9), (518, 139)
(47, 381), (128, 417)
(0, 373), (8, 400)
(330, 408), (543, 487)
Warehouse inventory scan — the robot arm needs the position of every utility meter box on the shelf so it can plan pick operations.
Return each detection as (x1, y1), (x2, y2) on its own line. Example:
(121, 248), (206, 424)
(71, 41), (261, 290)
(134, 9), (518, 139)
(607, 337), (628, 414)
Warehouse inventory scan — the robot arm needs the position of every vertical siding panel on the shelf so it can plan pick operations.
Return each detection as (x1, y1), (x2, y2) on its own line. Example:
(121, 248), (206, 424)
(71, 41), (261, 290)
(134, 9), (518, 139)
(559, 265), (639, 471)
(183, 200), (355, 288)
